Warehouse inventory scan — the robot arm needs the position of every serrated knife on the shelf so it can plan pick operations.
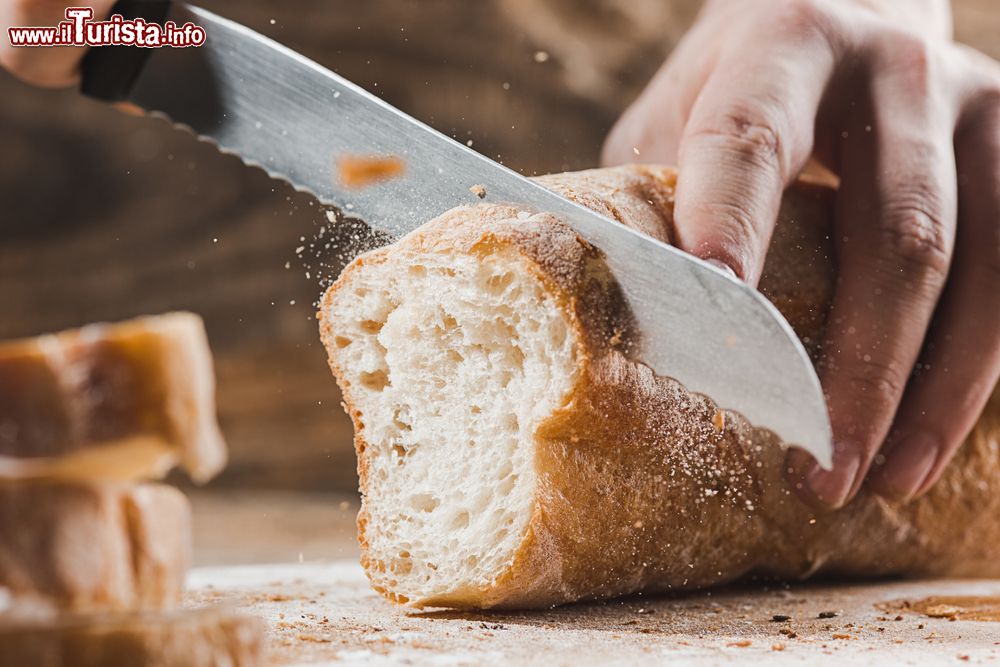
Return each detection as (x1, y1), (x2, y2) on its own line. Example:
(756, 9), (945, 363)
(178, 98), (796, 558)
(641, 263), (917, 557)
(79, 0), (833, 467)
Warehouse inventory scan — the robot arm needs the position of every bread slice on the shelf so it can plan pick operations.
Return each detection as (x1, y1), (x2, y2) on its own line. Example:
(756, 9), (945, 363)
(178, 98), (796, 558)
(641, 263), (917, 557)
(319, 165), (1000, 609)
(0, 312), (226, 483)
(0, 606), (265, 667)
(0, 482), (190, 618)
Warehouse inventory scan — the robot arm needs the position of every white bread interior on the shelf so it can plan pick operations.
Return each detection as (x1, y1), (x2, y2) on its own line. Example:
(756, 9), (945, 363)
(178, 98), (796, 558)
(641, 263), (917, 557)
(327, 239), (578, 603)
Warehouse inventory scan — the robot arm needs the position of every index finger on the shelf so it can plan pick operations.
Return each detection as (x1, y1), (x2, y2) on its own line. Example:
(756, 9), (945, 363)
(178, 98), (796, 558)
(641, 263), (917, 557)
(674, 22), (836, 285)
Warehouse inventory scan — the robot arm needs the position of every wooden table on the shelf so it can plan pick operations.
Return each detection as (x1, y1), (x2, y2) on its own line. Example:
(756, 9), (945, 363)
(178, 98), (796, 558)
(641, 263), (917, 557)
(188, 491), (1000, 665)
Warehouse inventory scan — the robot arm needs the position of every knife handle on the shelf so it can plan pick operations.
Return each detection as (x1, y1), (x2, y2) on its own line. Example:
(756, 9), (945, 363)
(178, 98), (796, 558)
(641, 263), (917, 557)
(80, 0), (173, 101)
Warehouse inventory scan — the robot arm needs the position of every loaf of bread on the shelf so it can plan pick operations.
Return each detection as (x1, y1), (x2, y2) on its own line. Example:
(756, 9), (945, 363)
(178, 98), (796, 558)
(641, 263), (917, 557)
(0, 312), (226, 483)
(0, 482), (190, 618)
(319, 165), (1000, 608)
(0, 606), (265, 667)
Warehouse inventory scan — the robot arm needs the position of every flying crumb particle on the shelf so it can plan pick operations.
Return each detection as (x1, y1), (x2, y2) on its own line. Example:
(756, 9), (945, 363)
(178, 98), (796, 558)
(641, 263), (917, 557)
(808, 518), (817, 524)
(289, 300), (296, 305)
(533, 50), (549, 63)
(633, 146), (640, 156)
(466, 139), (474, 147)
(295, 246), (305, 255)
(325, 210), (337, 223)
(336, 154), (405, 188)
(338, 500), (351, 511)
(633, 520), (644, 529)
(502, 82), (510, 90)
(284, 261), (291, 269)
(470, 184), (487, 199)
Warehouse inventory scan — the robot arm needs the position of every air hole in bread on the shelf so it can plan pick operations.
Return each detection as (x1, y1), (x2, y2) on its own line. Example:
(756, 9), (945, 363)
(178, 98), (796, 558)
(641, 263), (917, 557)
(360, 370), (390, 391)
(410, 493), (440, 512)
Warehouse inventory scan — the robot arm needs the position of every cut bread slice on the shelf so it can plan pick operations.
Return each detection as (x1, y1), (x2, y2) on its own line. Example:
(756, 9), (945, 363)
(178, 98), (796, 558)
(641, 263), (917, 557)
(0, 606), (265, 667)
(320, 165), (1000, 609)
(0, 312), (226, 483)
(0, 482), (190, 618)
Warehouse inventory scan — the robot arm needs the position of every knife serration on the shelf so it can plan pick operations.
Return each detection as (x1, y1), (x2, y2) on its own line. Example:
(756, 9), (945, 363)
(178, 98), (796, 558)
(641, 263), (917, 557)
(120, 4), (833, 466)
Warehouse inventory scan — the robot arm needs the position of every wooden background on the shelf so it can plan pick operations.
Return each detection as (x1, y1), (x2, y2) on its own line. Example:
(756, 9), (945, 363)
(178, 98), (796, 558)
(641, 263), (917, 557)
(1, 0), (997, 491)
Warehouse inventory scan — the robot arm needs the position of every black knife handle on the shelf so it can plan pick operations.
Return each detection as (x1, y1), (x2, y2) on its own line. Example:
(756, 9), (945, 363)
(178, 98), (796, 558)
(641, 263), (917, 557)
(80, 0), (173, 101)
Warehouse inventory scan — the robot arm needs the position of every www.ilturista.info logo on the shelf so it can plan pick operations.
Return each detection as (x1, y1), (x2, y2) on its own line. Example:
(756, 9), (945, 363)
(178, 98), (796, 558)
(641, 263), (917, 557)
(8, 7), (205, 48)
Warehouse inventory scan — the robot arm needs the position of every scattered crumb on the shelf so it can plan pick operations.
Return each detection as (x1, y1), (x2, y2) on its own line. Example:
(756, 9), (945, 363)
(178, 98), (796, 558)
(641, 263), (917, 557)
(818, 611), (838, 619)
(779, 628), (798, 639)
(712, 410), (726, 432)
(336, 154), (405, 188)
(469, 184), (487, 199)
(772, 643), (785, 651)
(608, 328), (625, 347)
(727, 640), (752, 648)
(771, 614), (791, 622)
(832, 633), (855, 640)
(533, 50), (549, 63)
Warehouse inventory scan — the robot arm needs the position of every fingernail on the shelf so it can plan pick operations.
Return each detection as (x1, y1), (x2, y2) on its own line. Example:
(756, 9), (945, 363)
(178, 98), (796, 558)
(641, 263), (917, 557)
(874, 432), (939, 501)
(805, 442), (862, 509)
(705, 258), (738, 280)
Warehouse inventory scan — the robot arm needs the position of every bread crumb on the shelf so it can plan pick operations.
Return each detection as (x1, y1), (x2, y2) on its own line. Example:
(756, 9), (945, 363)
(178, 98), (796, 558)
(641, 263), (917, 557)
(772, 643), (785, 651)
(336, 155), (405, 188)
(533, 50), (549, 63)
(470, 184), (487, 199)
(727, 640), (752, 648)
(712, 410), (726, 432)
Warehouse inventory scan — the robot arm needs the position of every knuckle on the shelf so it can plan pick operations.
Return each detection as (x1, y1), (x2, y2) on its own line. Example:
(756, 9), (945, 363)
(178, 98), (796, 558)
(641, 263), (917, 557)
(689, 108), (785, 173)
(875, 197), (952, 282)
(879, 31), (940, 84)
(772, 0), (833, 40)
(843, 360), (909, 404)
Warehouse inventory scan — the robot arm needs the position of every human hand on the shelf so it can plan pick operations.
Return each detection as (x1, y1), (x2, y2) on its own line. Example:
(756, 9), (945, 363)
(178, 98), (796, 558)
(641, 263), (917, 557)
(0, 0), (115, 86)
(603, 0), (1000, 508)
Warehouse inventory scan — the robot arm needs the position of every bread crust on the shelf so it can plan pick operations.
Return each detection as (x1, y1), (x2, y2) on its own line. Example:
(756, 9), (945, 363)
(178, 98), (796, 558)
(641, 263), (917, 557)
(0, 313), (226, 483)
(321, 165), (1000, 608)
(0, 606), (265, 667)
(0, 482), (191, 617)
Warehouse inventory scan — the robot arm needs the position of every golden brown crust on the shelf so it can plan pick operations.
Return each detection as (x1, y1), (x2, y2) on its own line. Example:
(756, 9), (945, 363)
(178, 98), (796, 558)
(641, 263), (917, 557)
(321, 165), (1000, 609)
(0, 482), (191, 617)
(0, 313), (227, 483)
(0, 606), (266, 667)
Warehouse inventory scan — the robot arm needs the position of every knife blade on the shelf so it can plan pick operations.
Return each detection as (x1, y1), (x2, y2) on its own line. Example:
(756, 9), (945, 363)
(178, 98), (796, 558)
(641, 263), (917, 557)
(80, 1), (833, 467)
